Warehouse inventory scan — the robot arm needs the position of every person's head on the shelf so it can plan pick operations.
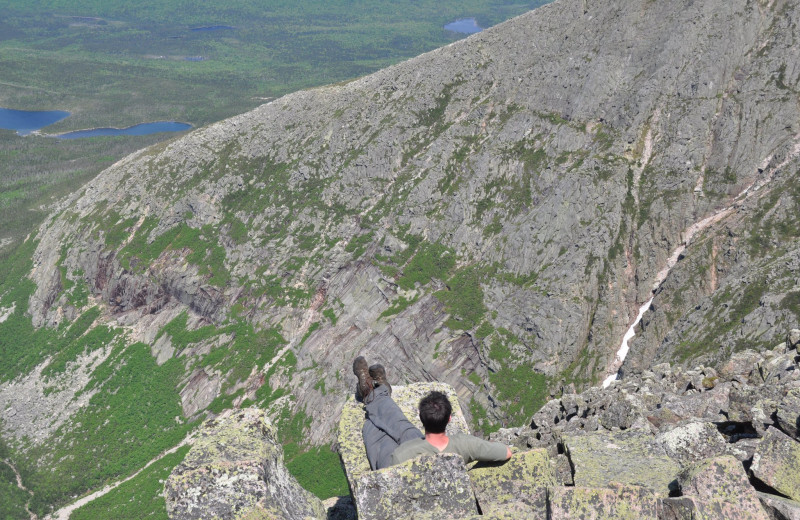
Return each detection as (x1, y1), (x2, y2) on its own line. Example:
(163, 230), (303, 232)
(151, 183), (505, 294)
(418, 391), (452, 433)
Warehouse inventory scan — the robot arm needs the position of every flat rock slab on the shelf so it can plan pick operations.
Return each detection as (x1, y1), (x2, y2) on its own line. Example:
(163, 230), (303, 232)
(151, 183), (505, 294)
(655, 421), (732, 465)
(678, 456), (769, 520)
(468, 448), (555, 516)
(549, 483), (661, 519)
(165, 408), (324, 520)
(752, 427), (800, 502)
(564, 429), (681, 494)
(354, 453), (477, 520)
(338, 382), (470, 489)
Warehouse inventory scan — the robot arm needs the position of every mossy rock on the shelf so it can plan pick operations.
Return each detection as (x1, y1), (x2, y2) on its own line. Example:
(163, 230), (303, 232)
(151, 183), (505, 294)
(751, 427), (800, 502)
(564, 429), (681, 495)
(337, 383), (475, 519)
(549, 483), (661, 519)
(678, 455), (769, 520)
(354, 453), (477, 520)
(166, 408), (325, 520)
(468, 448), (554, 516)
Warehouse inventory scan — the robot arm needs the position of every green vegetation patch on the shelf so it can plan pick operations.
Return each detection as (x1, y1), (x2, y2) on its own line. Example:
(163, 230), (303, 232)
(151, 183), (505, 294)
(69, 446), (191, 520)
(0, 458), (30, 520)
(480, 329), (549, 429)
(435, 266), (488, 330)
(380, 294), (420, 318)
(43, 308), (120, 378)
(396, 242), (455, 290)
(674, 278), (768, 363)
(119, 218), (230, 286)
(276, 405), (348, 500)
(19, 341), (195, 517)
(286, 444), (349, 500)
(345, 231), (374, 260)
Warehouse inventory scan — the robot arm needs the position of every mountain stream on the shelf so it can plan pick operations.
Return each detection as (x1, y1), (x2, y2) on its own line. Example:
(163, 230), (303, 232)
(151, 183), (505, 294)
(602, 137), (800, 387)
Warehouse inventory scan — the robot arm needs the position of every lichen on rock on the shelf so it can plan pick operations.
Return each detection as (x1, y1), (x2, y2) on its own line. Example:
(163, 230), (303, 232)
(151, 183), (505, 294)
(165, 407), (325, 520)
(468, 448), (554, 517)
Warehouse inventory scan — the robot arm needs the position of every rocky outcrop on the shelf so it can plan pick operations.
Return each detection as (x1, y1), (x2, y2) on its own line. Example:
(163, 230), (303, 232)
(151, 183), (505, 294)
(751, 427), (800, 502)
(486, 338), (800, 519)
(169, 335), (800, 520)
(165, 408), (325, 520)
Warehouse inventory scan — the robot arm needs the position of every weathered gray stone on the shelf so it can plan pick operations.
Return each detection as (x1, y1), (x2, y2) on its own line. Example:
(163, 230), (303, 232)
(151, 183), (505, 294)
(549, 483), (661, 519)
(752, 427), (800, 502)
(337, 382), (470, 494)
(776, 388), (800, 441)
(655, 421), (731, 465)
(353, 453), (477, 520)
(322, 496), (357, 520)
(757, 492), (800, 520)
(678, 456), (769, 520)
(729, 384), (780, 435)
(165, 408), (325, 520)
(564, 429), (681, 494)
(787, 330), (800, 351)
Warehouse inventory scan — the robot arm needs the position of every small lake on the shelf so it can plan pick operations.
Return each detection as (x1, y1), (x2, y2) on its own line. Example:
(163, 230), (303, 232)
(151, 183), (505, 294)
(57, 122), (192, 139)
(190, 25), (235, 32)
(444, 18), (483, 34)
(0, 108), (70, 136)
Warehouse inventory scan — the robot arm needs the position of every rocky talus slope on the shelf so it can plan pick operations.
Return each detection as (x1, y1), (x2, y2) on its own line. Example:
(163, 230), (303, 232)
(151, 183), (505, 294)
(167, 334), (800, 519)
(2, 0), (800, 514)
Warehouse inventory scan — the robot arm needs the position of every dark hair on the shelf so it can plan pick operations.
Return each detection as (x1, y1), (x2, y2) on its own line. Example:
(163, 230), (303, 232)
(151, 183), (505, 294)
(418, 391), (452, 433)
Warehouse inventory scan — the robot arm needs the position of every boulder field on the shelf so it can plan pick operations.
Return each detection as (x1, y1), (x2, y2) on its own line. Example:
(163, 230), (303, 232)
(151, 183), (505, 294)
(165, 333), (800, 519)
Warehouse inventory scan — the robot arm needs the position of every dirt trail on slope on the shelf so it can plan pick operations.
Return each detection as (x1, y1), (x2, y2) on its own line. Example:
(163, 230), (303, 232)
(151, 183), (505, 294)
(46, 431), (196, 520)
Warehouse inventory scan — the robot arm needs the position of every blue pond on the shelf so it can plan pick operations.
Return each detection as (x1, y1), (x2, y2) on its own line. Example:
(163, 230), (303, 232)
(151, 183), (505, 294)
(444, 18), (483, 34)
(0, 107), (70, 136)
(57, 121), (192, 139)
(190, 25), (235, 32)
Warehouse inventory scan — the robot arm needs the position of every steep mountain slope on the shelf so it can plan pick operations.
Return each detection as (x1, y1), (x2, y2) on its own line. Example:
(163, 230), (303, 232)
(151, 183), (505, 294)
(1, 0), (799, 514)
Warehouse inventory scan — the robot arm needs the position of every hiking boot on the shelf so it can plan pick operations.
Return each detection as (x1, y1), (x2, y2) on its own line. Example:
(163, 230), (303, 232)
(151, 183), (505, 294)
(353, 356), (374, 402)
(369, 363), (391, 396)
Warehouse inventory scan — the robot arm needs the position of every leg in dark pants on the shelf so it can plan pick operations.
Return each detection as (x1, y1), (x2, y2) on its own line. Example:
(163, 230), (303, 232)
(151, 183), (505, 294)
(361, 386), (423, 469)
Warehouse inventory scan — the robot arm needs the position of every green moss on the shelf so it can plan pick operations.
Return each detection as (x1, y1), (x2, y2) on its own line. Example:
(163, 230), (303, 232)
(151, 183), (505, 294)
(396, 242), (455, 290)
(43, 309), (118, 378)
(475, 321), (495, 339)
(22, 341), (195, 517)
(119, 219), (230, 286)
(380, 294), (419, 318)
(299, 322), (320, 346)
(285, 444), (349, 499)
(485, 333), (548, 426)
(436, 266), (487, 330)
(345, 231), (374, 259)
(322, 308), (338, 325)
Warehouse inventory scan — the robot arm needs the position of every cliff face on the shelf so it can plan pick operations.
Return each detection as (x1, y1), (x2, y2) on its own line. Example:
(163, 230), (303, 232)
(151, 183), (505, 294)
(4, 0), (800, 466)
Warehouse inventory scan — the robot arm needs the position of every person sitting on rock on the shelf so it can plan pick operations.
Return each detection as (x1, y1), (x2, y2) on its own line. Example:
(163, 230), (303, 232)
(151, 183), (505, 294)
(353, 356), (512, 470)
